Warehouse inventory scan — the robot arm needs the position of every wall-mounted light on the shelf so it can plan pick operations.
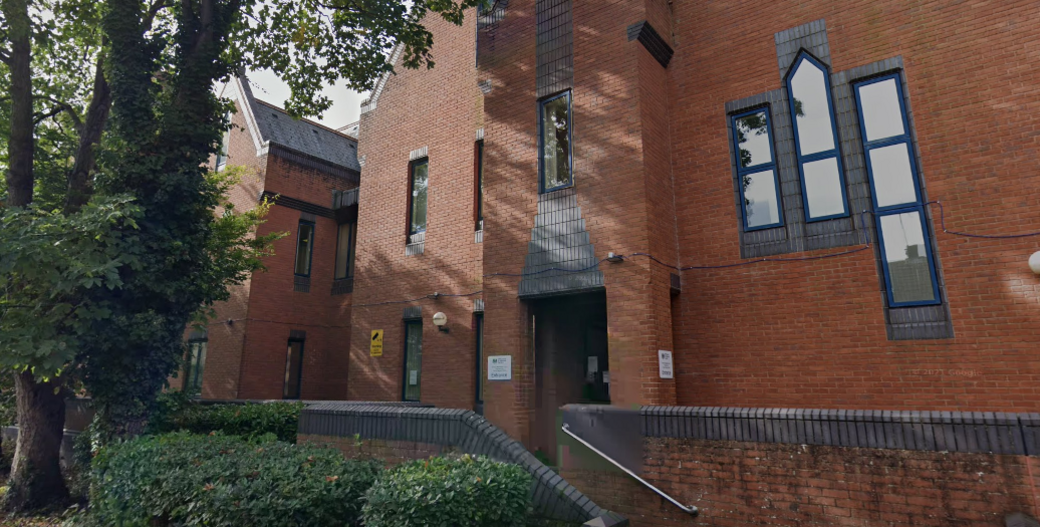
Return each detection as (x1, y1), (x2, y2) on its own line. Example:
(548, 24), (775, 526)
(1030, 251), (1040, 275)
(432, 312), (449, 332)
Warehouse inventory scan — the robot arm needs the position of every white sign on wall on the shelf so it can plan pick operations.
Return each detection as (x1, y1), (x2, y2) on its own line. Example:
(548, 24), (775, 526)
(488, 355), (512, 381)
(658, 350), (674, 379)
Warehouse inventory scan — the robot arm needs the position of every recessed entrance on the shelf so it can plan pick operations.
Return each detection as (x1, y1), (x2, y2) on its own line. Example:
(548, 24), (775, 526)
(529, 291), (609, 466)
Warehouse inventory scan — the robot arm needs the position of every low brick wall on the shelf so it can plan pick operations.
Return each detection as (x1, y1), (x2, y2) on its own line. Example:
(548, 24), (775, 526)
(561, 406), (1040, 527)
(564, 438), (1040, 526)
(296, 403), (619, 524)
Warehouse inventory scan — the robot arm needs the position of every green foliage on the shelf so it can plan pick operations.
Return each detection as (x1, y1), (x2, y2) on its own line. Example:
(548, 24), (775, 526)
(78, 432), (382, 527)
(0, 196), (142, 377)
(148, 393), (303, 443)
(363, 454), (533, 527)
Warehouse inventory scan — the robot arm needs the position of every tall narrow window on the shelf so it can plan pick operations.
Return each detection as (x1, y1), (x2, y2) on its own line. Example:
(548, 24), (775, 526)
(731, 108), (783, 230)
(284, 338), (304, 399)
(402, 321), (422, 401)
(475, 140), (485, 231)
(334, 222), (356, 280)
(787, 52), (848, 221)
(408, 159), (429, 235)
(215, 128), (230, 170)
(475, 314), (484, 406)
(539, 91), (572, 192)
(183, 339), (207, 395)
(294, 221), (315, 277)
(854, 73), (940, 307)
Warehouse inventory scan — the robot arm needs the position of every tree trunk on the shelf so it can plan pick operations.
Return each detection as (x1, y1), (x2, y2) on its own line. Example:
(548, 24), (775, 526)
(1, 0), (34, 207)
(3, 373), (68, 512)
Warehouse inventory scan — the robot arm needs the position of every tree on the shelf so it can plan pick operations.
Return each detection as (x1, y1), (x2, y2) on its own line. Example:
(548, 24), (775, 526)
(0, 0), (483, 511)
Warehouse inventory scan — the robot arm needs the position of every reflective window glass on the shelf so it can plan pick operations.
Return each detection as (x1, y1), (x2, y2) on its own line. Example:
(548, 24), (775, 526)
(869, 143), (918, 208)
(743, 169), (781, 228)
(859, 78), (905, 142)
(735, 111), (772, 168)
(540, 93), (572, 190)
(802, 158), (845, 219)
(879, 212), (937, 304)
(790, 59), (836, 156)
(410, 160), (428, 234)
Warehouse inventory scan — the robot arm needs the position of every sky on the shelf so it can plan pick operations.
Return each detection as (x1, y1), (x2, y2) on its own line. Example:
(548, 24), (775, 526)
(244, 69), (370, 129)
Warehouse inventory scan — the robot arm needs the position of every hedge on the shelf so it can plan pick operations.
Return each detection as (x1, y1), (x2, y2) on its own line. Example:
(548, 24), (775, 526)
(363, 454), (533, 527)
(79, 432), (381, 526)
(149, 392), (302, 443)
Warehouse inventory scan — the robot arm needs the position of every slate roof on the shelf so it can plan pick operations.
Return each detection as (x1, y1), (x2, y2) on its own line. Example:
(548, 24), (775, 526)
(251, 99), (360, 173)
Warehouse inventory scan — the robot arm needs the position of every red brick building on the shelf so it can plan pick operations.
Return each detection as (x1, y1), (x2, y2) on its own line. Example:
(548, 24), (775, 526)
(195, 2), (1040, 523)
(182, 77), (359, 401)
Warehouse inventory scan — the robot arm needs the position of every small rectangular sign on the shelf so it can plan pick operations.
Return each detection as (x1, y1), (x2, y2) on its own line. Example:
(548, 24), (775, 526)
(658, 350), (674, 379)
(488, 355), (512, 381)
(370, 330), (384, 357)
(409, 369), (418, 386)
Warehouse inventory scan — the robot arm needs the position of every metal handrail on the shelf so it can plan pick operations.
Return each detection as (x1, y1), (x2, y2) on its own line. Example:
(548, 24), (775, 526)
(561, 423), (698, 517)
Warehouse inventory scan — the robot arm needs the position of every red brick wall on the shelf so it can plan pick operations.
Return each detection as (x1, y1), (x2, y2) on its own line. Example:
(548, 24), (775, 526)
(237, 153), (355, 400)
(349, 10), (484, 407)
(669, 1), (1040, 411)
(179, 100), (266, 399)
(563, 439), (1040, 526)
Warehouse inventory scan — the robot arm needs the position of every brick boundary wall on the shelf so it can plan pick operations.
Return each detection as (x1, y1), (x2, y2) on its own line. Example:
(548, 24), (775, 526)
(561, 405), (1040, 526)
(297, 402), (623, 524)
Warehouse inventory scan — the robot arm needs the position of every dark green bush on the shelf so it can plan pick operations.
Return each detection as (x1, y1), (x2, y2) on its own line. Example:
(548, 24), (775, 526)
(149, 392), (303, 443)
(363, 454), (533, 527)
(79, 432), (382, 527)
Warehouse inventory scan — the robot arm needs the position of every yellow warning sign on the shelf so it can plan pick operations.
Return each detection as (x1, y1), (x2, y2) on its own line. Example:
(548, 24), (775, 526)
(370, 330), (384, 357)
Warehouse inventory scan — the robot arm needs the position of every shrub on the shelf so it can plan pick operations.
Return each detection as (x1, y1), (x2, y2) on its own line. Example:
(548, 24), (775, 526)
(149, 392), (303, 443)
(78, 432), (382, 527)
(363, 454), (533, 527)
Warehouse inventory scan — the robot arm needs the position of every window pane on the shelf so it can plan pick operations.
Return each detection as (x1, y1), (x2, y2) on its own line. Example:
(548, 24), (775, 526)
(476, 141), (484, 227)
(743, 169), (781, 228)
(410, 162), (428, 234)
(404, 323), (422, 401)
(880, 212), (937, 304)
(735, 111), (772, 168)
(284, 341), (303, 399)
(859, 78), (905, 141)
(790, 59), (835, 155)
(869, 143), (917, 208)
(476, 315), (484, 404)
(193, 343), (207, 393)
(294, 223), (314, 276)
(802, 157), (845, 218)
(541, 94), (571, 189)
(335, 223), (352, 279)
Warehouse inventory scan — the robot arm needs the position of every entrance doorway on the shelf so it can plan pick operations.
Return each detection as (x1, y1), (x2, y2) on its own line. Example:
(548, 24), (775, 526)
(529, 291), (609, 466)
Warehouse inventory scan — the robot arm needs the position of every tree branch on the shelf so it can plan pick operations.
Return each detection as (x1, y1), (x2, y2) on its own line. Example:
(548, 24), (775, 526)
(65, 52), (112, 214)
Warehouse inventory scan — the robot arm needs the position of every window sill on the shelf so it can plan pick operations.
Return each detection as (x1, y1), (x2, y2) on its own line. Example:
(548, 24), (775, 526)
(474, 230), (483, 244)
(293, 275), (311, 293)
(331, 277), (354, 295)
(405, 242), (425, 256)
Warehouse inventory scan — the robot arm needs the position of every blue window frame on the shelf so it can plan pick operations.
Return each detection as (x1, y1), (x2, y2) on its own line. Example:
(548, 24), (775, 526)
(786, 52), (849, 222)
(854, 73), (941, 307)
(294, 220), (315, 277)
(731, 107), (783, 231)
(538, 91), (573, 192)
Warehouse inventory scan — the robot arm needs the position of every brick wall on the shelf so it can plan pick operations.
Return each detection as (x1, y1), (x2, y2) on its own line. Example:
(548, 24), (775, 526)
(237, 152), (356, 400)
(669, 0), (1040, 411)
(349, 9), (484, 407)
(189, 91), (358, 401)
(563, 439), (1040, 526)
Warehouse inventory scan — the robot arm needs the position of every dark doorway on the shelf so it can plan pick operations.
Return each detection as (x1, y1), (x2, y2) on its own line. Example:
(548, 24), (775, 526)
(529, 291), (609, 466)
